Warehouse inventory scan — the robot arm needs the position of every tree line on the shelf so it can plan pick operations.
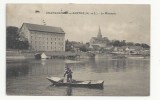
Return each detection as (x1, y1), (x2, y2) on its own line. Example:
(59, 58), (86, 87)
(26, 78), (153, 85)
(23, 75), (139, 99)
(110, 40), (150, 48)
(65, 40), (150, 52)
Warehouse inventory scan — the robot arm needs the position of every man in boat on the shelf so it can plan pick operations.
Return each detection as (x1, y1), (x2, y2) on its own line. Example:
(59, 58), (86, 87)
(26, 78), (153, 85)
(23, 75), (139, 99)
(64, 66), (73, 82)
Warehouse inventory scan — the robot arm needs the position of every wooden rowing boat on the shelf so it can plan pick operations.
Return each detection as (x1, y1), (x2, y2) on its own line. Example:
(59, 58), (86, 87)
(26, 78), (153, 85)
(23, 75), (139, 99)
(46, 77), (104, 89)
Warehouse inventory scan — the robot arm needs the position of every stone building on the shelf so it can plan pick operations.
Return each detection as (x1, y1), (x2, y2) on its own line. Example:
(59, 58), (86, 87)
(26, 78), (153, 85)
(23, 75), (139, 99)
(90, 27), (109, 49)
(19, 23), (65, 51)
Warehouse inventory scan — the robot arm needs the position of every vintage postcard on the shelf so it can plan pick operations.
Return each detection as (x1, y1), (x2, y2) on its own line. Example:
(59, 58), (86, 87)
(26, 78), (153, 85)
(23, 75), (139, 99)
(6, 4), (150, 96)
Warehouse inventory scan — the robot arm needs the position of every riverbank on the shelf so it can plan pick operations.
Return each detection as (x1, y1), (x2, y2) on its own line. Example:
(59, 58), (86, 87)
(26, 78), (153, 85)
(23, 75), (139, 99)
(6, 50), (150, 60)
(6, 50), (95, 60)
(6, 50), (34, 60)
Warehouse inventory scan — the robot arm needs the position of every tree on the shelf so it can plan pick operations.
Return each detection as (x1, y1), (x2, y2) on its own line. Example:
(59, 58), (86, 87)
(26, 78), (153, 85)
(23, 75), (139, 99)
(141, 43), (150, 48)
(135, 43), (141, 46)
(65, 39), (71, 51)
(126, 42), (134, 46)
(112, 40), (121, 47)
(120, 40), (126, 46)
(7, 26), (19, 49)
(6, 26), (29, 50)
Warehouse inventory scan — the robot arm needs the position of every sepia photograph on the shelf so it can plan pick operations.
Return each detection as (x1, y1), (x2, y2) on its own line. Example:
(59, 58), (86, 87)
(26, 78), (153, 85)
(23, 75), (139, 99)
(6, 4), (150, 96)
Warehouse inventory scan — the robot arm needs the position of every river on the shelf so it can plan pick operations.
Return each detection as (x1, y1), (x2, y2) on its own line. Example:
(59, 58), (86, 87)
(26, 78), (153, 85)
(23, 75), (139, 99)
(6, 58), (150, 96)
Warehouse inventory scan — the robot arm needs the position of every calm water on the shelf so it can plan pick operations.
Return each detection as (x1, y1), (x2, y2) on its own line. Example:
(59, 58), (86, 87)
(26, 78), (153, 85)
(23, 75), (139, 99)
(6, 58), (150, 96)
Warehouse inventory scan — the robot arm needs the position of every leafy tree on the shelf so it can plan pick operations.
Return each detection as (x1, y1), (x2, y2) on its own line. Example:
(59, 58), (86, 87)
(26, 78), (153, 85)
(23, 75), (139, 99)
(121, 40), (126, 46)
(141, 43), (150, 48)
(135, 43), (141, 46)
(7, 26), (19, 49)
(65, 39), (71, 51)
(6, 26), (29, 50)
(112, 40), (121, 47)
(126, 42), (134, 46)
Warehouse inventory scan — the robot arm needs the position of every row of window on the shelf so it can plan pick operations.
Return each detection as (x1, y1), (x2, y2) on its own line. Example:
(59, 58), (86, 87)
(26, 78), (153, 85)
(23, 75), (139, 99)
(33, 46), (63, 50)
(31, 36), (64, 41)
(31, 41), (64, 45)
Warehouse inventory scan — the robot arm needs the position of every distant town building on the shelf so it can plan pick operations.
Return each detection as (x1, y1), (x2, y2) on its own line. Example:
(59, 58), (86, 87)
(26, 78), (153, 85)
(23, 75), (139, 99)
(113, 46), (144, 54)
(19, 23), (65, 51)
(90, 26), (110, 49)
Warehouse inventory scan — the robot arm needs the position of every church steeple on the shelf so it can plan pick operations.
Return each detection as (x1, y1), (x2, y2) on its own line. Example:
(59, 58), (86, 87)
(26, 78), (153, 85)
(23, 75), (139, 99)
(97, 26), (102, 38)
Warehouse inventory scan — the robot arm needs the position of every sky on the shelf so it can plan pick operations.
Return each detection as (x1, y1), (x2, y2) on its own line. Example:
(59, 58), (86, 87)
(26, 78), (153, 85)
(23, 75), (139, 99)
(6, 4), (150, 44)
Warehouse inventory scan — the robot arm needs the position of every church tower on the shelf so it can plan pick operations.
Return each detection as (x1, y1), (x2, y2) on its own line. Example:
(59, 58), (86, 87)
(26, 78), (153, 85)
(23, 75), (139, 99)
(97, 26), (102, 38)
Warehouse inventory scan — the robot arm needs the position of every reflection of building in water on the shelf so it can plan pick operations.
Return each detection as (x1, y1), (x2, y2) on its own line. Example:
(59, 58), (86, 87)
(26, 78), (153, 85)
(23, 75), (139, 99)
(19, 23), (65, 51)
(28, 59), (65, 76)
(111, 59), (126, 72)
(90, 26), (110, 50)
(89, 59), (109, 73)
(89, 59), (127, 73)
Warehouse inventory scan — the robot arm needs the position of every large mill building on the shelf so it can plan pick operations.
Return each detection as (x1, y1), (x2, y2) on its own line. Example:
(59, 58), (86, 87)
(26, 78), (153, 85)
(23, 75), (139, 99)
(19, 23), (65, 51)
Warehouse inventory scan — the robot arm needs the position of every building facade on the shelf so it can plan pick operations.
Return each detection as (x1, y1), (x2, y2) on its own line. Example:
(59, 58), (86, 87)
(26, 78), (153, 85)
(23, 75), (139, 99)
(90, 27), (110, 49)
(19, 23), (65, 51)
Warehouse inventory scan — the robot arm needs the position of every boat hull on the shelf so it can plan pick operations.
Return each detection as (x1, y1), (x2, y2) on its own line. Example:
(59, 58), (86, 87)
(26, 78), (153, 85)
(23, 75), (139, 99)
(47, 77), (104, 89)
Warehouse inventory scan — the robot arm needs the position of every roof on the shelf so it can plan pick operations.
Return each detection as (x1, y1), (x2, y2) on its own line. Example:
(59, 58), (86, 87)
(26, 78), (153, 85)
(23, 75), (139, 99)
(20, 23), (65, 34)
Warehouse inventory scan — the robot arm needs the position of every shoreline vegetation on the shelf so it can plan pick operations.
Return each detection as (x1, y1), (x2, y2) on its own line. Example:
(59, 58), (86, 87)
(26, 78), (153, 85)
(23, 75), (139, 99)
(6, 49), (150, 61)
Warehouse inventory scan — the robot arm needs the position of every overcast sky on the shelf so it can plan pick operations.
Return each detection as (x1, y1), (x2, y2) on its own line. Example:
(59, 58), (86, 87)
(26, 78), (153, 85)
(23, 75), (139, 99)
(7, 4), (150, 44)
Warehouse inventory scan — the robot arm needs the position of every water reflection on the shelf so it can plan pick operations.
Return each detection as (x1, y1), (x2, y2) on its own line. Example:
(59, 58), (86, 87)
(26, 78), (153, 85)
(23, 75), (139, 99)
(111, 59), (126, 72)
(87, 59), (149, 73)
(6, 58), (149, 96)
(66, 86), (72, 96)
(88, 59), (127, 73)
(6, 60), (30, 78)
(6, 59), (149, 78)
